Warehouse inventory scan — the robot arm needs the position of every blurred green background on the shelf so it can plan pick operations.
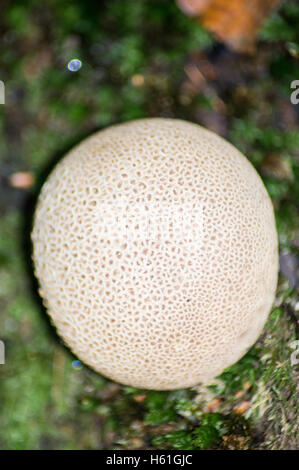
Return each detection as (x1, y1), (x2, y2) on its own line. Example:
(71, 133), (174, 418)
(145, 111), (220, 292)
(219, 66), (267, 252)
(0, 0), (298, 450)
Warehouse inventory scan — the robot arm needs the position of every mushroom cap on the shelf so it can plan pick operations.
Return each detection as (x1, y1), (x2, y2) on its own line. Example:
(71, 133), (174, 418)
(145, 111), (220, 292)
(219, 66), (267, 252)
(32, 118), (278, 390)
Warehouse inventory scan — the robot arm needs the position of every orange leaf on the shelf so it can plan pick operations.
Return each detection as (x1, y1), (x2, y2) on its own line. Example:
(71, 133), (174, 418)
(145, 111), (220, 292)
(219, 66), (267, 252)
(233, 400), (251, 414)
(177, 0), (282, 52)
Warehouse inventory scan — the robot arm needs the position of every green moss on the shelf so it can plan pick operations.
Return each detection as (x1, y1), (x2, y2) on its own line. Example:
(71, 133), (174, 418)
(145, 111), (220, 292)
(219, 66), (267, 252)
(152, 413), (231, 450)
(144, 392), (177, 426)
(260, 0), (299, 43)
(152, 430), (194, 450)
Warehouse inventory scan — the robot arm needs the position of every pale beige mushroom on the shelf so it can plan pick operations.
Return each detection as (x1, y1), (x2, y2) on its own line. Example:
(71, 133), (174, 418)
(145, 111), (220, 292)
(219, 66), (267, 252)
(32, 118), (278, 390)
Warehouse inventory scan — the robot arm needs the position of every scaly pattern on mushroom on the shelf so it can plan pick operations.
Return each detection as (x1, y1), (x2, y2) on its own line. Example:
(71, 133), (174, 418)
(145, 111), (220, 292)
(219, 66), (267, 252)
(32, 118), (278, 390)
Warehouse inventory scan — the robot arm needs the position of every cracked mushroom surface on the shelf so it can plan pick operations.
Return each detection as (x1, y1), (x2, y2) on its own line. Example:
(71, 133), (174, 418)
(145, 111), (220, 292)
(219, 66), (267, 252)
(32, 118), (278, 390)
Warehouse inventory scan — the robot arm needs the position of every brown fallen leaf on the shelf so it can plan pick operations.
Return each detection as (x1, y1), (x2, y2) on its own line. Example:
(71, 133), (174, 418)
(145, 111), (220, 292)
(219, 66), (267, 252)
(233, 400), (251, 414)
(177, 0), (282, 52)
(207, 398), (221, 412)
(133, 393), (147, 403)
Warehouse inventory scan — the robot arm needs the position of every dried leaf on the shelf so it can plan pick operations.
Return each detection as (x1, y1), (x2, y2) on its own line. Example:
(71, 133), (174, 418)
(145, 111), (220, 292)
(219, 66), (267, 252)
(207, 398), (221, 411)
(177, 0), (282, 52)
(233, 400), (251, 414)
(133, 394), (147, 403)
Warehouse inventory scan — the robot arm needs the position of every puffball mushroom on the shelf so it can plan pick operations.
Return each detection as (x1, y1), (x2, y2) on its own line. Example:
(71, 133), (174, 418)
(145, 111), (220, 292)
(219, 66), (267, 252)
(32, 118), (278, 390)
